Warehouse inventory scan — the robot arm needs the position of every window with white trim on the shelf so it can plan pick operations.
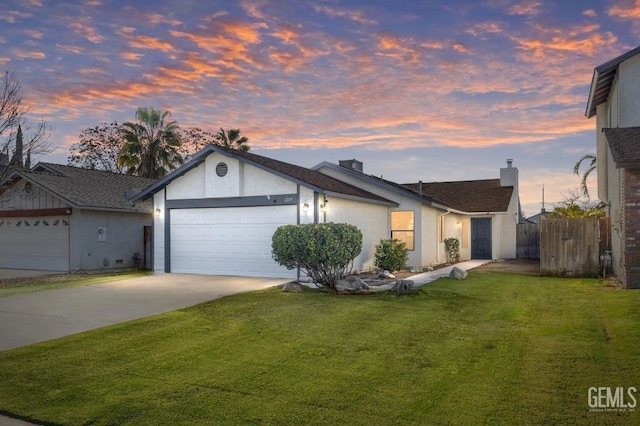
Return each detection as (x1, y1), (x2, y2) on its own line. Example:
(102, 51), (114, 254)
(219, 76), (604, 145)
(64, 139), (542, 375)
(391, 211), (415, 251)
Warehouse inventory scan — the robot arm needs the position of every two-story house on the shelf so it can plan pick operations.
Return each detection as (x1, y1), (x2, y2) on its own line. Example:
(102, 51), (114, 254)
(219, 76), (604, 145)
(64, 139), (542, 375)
(586, 45), (640, 288)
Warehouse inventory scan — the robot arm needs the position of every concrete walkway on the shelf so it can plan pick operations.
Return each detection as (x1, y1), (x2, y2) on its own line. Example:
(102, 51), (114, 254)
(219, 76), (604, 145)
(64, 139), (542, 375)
(373, 259), (491, 291)
(0, 274), (289, 352)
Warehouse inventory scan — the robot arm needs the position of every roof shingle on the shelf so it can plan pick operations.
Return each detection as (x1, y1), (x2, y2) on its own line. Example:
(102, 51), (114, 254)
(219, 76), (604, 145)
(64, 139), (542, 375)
(403, 179), (513, 212)
(1, 163), (155, 212)
(603, 127), (640, 168)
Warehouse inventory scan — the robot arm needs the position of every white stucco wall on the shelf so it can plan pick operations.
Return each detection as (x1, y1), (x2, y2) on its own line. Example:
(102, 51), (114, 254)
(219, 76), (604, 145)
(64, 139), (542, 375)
(68, 208), (151, 272)
(323, 196), (388, 272)
(153, 190), (166, 273)
(299, 187), (315, 224)
(618, 54), (640, 127)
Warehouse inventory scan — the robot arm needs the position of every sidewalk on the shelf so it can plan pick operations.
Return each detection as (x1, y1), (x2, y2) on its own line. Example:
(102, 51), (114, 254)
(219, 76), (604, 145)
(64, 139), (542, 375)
(373, 259), (491, 291)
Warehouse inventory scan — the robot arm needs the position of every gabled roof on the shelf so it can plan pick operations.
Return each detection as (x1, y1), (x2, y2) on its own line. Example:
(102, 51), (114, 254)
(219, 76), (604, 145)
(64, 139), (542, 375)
(314, 161), (513, 213)
(130, 145), (398, 206)
(0, 163), (155, 212)
(403, 179), (513, 213)
(603, 127), (640, 169)
(312, 161), (444, 208)
(586, 45), (640, 118)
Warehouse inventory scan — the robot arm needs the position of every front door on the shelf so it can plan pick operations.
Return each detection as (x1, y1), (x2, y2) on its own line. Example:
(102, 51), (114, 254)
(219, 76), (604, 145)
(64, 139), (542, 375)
(471, 218), (492, 259)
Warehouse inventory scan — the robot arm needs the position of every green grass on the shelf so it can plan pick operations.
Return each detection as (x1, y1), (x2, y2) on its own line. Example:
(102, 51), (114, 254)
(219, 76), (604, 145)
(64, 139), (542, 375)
(0, 270), (152, 297)
(0, 272), (638, 425)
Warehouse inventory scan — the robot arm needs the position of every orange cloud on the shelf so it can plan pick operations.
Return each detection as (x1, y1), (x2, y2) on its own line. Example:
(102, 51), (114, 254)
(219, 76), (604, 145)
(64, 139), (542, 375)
(129, 35), (174, 51)
(608, 0), (640, 18)
(312, 4), (378, 25)
(508, 1), (542, 16)
(69, 21), (104, 44)
(120, 51), (143, 61)
(12, 48), (45, 59)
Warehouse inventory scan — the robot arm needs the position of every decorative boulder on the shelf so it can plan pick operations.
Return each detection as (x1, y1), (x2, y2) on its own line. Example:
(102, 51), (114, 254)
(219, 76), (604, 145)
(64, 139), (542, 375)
(336, 275), (370, 291)
(395, 279), (416, 297)
(282, 282), (303, 292)
(449, 266), (468, 280)
(378, 270), (396, 279)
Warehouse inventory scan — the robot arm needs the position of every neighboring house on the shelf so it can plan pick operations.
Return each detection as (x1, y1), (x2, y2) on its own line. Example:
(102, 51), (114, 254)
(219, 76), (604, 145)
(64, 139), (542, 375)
(525, 209), (549, 224)
(586, 45), (640, 288)
(0, 163), (154, 272)
(130, 145), (521, 279)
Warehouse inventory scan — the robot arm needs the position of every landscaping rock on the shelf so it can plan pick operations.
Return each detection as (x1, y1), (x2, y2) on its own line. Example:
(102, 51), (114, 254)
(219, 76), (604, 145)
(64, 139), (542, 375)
(282, 282), (303, 292)
(394, 279), (416, 296)
(449, 266), (468, 280)
(378, 270), (396, 279)
(336, 275), (370, 291)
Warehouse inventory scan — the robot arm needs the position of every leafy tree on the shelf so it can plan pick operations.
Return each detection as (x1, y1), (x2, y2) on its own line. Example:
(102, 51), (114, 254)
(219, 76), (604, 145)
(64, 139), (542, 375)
(118, 107), (183, 179)
(215, 128), (250, 152)
(68, 122), (124, 173)
(0, 71), (51, 181)
(374, 239), (408, 272)
(272, 223), (362, 291)
(574, 154), (596, 199)
(548, 189), (605, 219)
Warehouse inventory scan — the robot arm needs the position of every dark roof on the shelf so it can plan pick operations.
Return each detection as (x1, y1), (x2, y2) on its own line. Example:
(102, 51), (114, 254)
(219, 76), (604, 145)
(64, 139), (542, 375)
(586, 45), (640, 118)
(403, 179), (513, 212)
(603, 127), (640, 168)
(131, 145), (397, 206)
(1, 163), (155, 212)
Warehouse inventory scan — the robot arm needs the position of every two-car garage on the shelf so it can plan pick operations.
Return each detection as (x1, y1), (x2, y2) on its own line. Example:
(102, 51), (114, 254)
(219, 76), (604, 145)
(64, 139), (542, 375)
(169, 205), (297, 279)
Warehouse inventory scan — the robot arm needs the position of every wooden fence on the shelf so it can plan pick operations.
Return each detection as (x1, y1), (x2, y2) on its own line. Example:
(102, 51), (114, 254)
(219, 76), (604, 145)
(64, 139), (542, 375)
(517, 223), (540, 259)
(539, 218), (603, 278)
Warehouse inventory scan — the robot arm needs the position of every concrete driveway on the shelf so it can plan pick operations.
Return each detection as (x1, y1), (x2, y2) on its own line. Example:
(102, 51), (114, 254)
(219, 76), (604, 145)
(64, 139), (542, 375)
(0, 274), (289, 351)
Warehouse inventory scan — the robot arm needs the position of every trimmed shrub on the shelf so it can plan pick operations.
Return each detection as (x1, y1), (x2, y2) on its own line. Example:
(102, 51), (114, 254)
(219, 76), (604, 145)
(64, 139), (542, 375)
(271, 222), (362, 291)
(444, 237), (460, 263)
(374, 238), (408, 272)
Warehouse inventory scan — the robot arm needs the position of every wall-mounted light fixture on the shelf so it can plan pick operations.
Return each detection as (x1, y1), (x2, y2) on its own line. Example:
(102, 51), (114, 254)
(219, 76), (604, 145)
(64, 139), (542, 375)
(155, 208), (161, 216)
(320, 195), (329, 212)
(65, 208), (72, 215)
(302, 203), (309, 213)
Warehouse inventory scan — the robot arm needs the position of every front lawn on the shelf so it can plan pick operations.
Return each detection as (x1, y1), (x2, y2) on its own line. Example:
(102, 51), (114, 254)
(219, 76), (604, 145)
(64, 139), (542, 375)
(0, 270), (152, 298)
(0, 272), (638, 425)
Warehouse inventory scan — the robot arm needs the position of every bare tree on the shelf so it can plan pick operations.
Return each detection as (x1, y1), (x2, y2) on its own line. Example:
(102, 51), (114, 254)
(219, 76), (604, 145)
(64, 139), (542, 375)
(0, 70), (52, 181)
(68, 122), (124, 173)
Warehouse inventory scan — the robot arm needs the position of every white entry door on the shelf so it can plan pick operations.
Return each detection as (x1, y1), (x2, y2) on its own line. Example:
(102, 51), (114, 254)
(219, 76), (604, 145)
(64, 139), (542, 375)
(170, 206), (297, 278)
(0, 216), (70, 271)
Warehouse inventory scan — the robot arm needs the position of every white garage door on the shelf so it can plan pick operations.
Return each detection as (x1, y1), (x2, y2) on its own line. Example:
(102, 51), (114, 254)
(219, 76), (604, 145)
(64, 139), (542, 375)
(170, 206), (297, 278)
(0, 216), (70, 271)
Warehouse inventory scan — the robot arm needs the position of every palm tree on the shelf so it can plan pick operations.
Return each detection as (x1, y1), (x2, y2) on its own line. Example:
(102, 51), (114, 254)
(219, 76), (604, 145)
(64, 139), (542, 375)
(573, 154), (597, 199)
(215, 128), (250, 152)
(118, 107), (183, 179)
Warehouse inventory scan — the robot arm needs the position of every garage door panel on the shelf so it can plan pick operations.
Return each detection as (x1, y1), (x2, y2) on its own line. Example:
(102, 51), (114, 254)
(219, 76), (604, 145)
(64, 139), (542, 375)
(0, 216), (69, 271)
(170, 206), (296, 278)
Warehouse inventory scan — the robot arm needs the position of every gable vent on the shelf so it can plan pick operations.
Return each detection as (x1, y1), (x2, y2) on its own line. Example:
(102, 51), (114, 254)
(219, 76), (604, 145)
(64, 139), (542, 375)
(216, 162), (228, 177)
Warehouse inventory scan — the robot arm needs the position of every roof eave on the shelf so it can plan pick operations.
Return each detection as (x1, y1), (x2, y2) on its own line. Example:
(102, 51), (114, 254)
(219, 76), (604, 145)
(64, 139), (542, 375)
(324, 190), (399, 207)
(585, 69), (600, 118)
(313, 162), (439, 207)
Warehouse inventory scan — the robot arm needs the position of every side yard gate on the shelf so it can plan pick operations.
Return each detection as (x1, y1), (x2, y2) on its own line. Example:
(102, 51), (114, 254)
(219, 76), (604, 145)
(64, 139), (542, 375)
(540, 218), (610, 278)
(517, 217), (611, 278)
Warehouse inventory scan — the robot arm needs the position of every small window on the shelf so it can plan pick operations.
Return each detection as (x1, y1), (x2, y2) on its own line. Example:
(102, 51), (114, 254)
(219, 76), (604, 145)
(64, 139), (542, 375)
(24, 182), (32, 193)
(216, 162), (228, 177)
(391, 211), (415, 251)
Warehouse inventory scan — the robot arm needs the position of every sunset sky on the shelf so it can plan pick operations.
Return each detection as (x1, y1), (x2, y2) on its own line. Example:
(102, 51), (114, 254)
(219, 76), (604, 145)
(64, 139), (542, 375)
(1, 0), (638, 216)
